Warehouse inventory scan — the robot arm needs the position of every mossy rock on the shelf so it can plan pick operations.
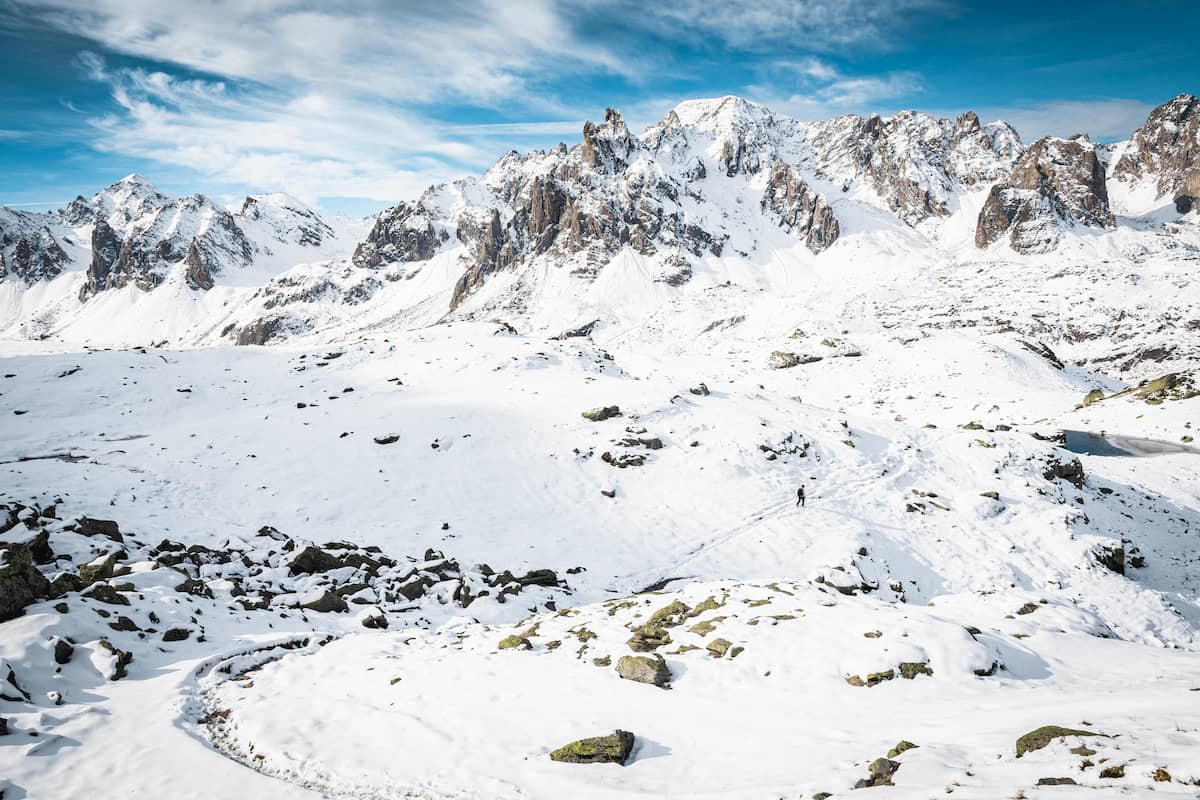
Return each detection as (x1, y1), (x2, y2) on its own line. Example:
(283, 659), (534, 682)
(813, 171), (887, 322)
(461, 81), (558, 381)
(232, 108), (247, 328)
(866, 669), (895, 686)
(582, 405), (621, 422)
(686, 595), (725, 618)
(79, 552), (122, 587)
(980, 491), (1000, 500)
(549, 730), (635, 765)
(1015, 725), (1101, 757)
(498, 635), (532, 650)
(688, 616), (725, 636)
(593, 655), (611, 667)
(647, 600), (690, 628)
(1016, 602), (1039, 615)
(626, 625), (671, 652)
(573, 627), (597, 642)
(616, 654), (671, 687)
(706, 638), (733, 658)
(1082, 389), (1105, 406)
(855, 757), (900, 788)
(898, 661), (933, 679)
(887, 740), (919, 758)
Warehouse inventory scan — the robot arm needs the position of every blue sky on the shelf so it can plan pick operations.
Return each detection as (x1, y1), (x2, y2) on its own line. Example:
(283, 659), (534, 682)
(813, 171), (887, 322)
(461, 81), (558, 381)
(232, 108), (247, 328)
(1, 0), (1196, 216)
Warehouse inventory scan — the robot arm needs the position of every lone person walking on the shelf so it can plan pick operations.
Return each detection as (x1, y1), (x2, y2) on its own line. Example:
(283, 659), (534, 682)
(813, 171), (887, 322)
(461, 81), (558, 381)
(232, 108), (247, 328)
(796, 484), (806, 508)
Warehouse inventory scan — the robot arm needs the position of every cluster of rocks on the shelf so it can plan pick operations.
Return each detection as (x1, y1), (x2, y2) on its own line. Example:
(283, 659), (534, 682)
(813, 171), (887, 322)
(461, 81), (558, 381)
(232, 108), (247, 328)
(1, 498), (571, 636)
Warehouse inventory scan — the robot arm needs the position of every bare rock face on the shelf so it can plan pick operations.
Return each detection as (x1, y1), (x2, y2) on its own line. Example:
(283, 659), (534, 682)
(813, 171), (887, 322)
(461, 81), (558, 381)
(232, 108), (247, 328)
(761, 163), (839, 253)
(184, 240), (214, 291)
(582, 108), (635, 172)
(809, 109), (1022, 226)
(352, 201), (443, 268)
(234, 317), (284, 346)
(82, 195), (253, 296)
(976, 135), (1113, 253)
(1113, 93), (1200, 199)
(81, 218), (122, 300)
(8, 227), (69, 284)
(1174, 169), (1200, 214)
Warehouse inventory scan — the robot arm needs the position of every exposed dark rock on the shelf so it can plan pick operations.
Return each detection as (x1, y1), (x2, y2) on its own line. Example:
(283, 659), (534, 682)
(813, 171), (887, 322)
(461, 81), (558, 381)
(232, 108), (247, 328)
(352, 201), (442, 268)
(184, 239), (215, 291)
(1095, 544), (1125, 575)
(1043, 457), (1085, 488)
(81, 219), (122, 299)
(97, 639), (133, 680)
(298, 589), (347, 614)
(76, 517), (122, 542)
(0, 540), (51, 622)
(53, 638), (74, 665)
(288, 546), (343, 575)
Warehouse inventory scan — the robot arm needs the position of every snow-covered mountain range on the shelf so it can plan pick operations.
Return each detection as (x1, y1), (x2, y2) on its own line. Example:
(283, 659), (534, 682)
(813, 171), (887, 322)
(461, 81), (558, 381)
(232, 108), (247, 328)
(1, 93), (1199, 799)
(2, 93), (1198, 373)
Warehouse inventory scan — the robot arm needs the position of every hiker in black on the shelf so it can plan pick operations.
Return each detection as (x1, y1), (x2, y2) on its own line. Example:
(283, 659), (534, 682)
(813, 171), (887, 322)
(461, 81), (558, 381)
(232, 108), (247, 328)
(796, 484), (806, 507)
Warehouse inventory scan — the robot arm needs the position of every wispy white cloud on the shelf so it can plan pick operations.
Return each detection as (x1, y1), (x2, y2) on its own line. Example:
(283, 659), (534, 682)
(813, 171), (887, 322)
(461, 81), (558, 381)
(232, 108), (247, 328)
(595, 0), (952, 51)
(746, 58), (924, 120)
(974, 98), (1154, 142)
(6, 0), (952, 208)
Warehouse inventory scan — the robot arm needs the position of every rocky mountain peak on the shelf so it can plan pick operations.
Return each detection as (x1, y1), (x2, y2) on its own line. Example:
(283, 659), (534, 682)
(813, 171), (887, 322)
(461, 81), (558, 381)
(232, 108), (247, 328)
(1113, 93), (1199, 201)
(582, 108), (636, 172)
(976, 134), (1114, 253)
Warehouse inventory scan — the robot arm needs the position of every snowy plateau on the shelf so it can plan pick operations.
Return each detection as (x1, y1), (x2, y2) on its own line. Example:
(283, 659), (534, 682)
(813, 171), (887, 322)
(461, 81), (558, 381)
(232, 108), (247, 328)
(2, 93), (1200, 799)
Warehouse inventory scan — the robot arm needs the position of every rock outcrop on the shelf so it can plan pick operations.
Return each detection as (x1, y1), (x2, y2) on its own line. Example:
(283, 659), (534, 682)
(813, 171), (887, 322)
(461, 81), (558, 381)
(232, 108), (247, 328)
(1113, 93), (1200, 200)
(352, 200), (444, 268)
(761, 163), (839, 253)
(976, 135), (1113, 252)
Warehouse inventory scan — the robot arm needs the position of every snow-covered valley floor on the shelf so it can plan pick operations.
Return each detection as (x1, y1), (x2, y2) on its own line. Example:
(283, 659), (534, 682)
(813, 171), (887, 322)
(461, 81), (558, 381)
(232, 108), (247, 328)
(1, 321), (1198, 799)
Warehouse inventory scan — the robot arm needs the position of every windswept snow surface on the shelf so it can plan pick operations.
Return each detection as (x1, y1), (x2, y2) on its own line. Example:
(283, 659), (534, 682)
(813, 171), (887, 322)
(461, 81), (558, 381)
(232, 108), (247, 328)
(1, 317), (1198, 799)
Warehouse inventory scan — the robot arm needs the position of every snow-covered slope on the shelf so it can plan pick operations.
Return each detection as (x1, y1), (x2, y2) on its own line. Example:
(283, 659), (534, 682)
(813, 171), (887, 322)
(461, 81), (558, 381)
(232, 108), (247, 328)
(1, 92), (1199, 800)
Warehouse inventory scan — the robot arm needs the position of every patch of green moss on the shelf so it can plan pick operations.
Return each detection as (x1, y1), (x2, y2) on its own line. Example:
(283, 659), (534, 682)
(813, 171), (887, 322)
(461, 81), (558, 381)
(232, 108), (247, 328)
(647, 600), (691, 628)
(887, 740), (919, 758)
(498, 635), (532, 650)
(898, 662), (933, 679)
(688, 615), (726, 636)
(549, 730), (635, 764)
(866, 669), (895, 686)
(1016, 725), (1102, 758)
(686, 595), (725, 618)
